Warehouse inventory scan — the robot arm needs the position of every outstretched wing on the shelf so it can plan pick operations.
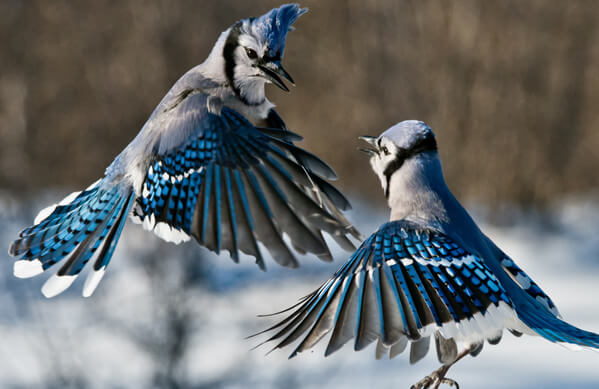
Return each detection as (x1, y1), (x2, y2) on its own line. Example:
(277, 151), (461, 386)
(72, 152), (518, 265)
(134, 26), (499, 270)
(134, 92), (357, 269)
(259, 108), (360, 254)
(260, 108), (354, 214)
(255, 221), (524, 363)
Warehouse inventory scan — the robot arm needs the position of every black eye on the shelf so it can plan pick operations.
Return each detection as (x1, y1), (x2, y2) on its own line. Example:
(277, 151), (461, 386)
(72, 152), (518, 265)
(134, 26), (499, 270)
(381, 146), (390, 155)
(245, 48), (258, 59)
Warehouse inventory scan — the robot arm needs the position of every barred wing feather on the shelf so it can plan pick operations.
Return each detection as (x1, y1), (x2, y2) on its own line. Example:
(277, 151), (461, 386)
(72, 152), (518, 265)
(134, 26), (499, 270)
(135, 98), (357, 269)
(256, 221), (524, 362)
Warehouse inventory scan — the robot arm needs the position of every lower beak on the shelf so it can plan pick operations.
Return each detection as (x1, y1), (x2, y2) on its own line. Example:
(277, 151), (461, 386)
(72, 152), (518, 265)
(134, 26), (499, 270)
(358, 147), (377, 156)
(258, 62), (294, 92)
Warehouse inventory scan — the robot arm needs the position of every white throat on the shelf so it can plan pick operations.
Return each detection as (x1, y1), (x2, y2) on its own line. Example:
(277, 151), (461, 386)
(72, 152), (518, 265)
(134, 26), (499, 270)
(234, 75), (267, 105)
(198, 28), (270, 108)
(385, 153), (450, 225)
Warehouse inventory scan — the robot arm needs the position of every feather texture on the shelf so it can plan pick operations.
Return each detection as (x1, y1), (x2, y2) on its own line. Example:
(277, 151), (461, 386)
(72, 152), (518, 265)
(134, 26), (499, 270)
(501, 257), (560, 317)
(257, 221), (521, 361)
(9, 182), (135, 297)
(9, 3), (358, 298)
(134, 103), (356, 268)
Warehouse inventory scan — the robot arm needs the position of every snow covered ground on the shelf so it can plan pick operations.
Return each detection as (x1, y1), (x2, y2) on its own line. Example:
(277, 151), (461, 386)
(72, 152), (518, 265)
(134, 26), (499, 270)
(1, 194), (599, 388)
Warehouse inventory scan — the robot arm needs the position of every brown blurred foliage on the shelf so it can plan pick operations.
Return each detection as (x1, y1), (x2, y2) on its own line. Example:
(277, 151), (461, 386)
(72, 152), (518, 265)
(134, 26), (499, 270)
(1, 0), (599, 209)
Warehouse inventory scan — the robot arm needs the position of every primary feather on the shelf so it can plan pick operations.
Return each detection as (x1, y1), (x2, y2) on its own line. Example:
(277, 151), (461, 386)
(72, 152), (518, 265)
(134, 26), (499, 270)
(257, 120), (599, 369)
(8, 3), (358, 297)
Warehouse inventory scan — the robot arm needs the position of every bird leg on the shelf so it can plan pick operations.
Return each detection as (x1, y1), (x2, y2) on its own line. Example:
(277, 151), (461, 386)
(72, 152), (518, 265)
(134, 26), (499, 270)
(410, 346), (473, 389)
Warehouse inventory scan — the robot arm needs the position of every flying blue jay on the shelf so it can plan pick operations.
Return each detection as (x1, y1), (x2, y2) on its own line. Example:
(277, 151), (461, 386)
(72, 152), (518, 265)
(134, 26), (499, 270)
(8, 4), (359, 299)
(257, 120), (599, 388)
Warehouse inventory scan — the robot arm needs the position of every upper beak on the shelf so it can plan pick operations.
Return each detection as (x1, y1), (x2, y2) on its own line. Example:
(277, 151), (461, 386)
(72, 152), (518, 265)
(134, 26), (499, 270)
(358, 135), (378, 156)
(258, 61), (294, 92)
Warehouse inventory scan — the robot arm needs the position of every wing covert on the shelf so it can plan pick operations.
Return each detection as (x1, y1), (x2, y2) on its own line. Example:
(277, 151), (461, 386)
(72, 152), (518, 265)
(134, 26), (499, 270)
(134, 93), (357, 269)
(256, 221), (523, 361)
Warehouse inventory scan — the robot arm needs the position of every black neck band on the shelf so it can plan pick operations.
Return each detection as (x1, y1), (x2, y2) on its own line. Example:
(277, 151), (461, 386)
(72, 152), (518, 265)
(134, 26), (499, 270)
(382, 133), (438, 198)
(222, 23), (265, 107)
(223, 23), (242, 98)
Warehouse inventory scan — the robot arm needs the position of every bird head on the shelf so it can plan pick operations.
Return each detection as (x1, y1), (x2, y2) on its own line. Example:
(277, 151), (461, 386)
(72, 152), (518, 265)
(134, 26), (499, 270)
(359, 120), (438, 198)
(222, 4), (307, 103)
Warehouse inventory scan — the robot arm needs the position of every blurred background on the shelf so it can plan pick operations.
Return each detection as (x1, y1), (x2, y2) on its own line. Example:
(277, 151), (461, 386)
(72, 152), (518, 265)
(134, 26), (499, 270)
(1, 0), (599, 388)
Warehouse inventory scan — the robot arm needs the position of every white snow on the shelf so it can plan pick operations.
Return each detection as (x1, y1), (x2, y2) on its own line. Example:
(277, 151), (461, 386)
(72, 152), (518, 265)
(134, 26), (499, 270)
(1, 197), (599, 388)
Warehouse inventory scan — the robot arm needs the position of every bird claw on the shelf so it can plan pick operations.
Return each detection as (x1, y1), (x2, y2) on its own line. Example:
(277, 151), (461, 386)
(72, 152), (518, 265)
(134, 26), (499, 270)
(410, 375), (433, 389)
(410, 367), (459, 389)
(440, 378), (459, 389)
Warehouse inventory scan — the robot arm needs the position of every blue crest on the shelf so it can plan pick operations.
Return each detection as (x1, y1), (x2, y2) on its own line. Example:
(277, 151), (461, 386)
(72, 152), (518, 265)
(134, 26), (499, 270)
(252, 4), (308, 58)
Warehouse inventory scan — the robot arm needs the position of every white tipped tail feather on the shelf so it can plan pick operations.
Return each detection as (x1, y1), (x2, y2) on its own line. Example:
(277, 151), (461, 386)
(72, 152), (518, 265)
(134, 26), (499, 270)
(13, 259), (44, 278)
(41, 274), (76, 298)
(33, 179), (101, 225)
(83, 268), (106, 298)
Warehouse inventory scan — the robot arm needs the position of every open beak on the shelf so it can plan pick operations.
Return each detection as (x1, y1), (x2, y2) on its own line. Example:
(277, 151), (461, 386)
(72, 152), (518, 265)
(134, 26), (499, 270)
(258, 61), (294, 92)
(358, 135), (378, 156)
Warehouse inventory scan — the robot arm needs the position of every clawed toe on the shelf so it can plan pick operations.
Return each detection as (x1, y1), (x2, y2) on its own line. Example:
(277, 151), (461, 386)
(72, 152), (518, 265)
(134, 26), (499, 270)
(440, 377), (459, 389)
(409, 345), (473, 389)
(410, 375), (433, 389)
(410, 369), (459, 389)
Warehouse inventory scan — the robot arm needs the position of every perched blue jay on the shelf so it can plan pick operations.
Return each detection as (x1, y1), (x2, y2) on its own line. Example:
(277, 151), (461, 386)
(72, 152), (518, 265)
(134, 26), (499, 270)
(257, 121), (599, 388)
(8, 4), (359, 299)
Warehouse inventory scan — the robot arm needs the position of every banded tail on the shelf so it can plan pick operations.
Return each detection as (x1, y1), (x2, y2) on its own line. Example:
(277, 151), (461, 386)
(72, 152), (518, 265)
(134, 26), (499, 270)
(516, 299), (599, 350)
(9, 180), (135, 298)
(499, 253), (599, 349)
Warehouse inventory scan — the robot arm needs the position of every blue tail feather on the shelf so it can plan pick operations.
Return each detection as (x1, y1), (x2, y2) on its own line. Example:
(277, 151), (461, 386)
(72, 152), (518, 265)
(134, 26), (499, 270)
(11, 190), (110, 260)
(92, 192), (135, 271)
(18, 189), (98, 238)
(517, 303), (599, 348)
(10, 183), (135, 296)
(56, 194), (129, 276)
(37, 192), (119, 268)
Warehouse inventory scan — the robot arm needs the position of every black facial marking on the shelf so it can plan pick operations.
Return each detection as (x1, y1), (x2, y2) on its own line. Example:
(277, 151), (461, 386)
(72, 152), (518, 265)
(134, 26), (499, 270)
(263, 49), (281, 63)
(223, 22), (242, 97)
(383, 157), (404, 199)
(382, 133), (438, 198)
(222, 22), (266, 107)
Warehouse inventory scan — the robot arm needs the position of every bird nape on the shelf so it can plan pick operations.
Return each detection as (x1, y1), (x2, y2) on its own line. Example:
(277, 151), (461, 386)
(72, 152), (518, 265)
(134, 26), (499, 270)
(254, 120), (599, 389)
(8, 3), (360, 298)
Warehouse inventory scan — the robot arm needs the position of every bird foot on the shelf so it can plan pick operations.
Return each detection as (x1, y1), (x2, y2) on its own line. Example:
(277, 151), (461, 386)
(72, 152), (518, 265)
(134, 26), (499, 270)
(410, 365), (459, 389)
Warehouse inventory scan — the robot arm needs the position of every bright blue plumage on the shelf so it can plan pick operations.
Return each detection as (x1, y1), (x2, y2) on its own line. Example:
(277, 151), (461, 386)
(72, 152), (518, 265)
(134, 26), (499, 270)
(500, 256), (559, 316)
(253, 4), (307, 59)
(259, 222), (513, 358)
(133, 106), (355, 269)
(258, 120), (599, 388)
(10, 184), (135, 297)
(8, 4), (358, 297)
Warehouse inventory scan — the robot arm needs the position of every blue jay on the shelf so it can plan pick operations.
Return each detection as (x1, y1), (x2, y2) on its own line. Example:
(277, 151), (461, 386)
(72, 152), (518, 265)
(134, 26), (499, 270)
(8, 4), (359, 299)
(257, 121), (599, 388)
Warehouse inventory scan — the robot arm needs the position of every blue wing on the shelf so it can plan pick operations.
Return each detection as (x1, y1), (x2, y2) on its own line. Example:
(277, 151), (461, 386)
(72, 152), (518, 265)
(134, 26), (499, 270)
(500, 255), (599, 349)
(500, 256), (560, 316)
(134, 93), (358, 269)
(261, 108), (353, 212)
(256, 221), (518, 362)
